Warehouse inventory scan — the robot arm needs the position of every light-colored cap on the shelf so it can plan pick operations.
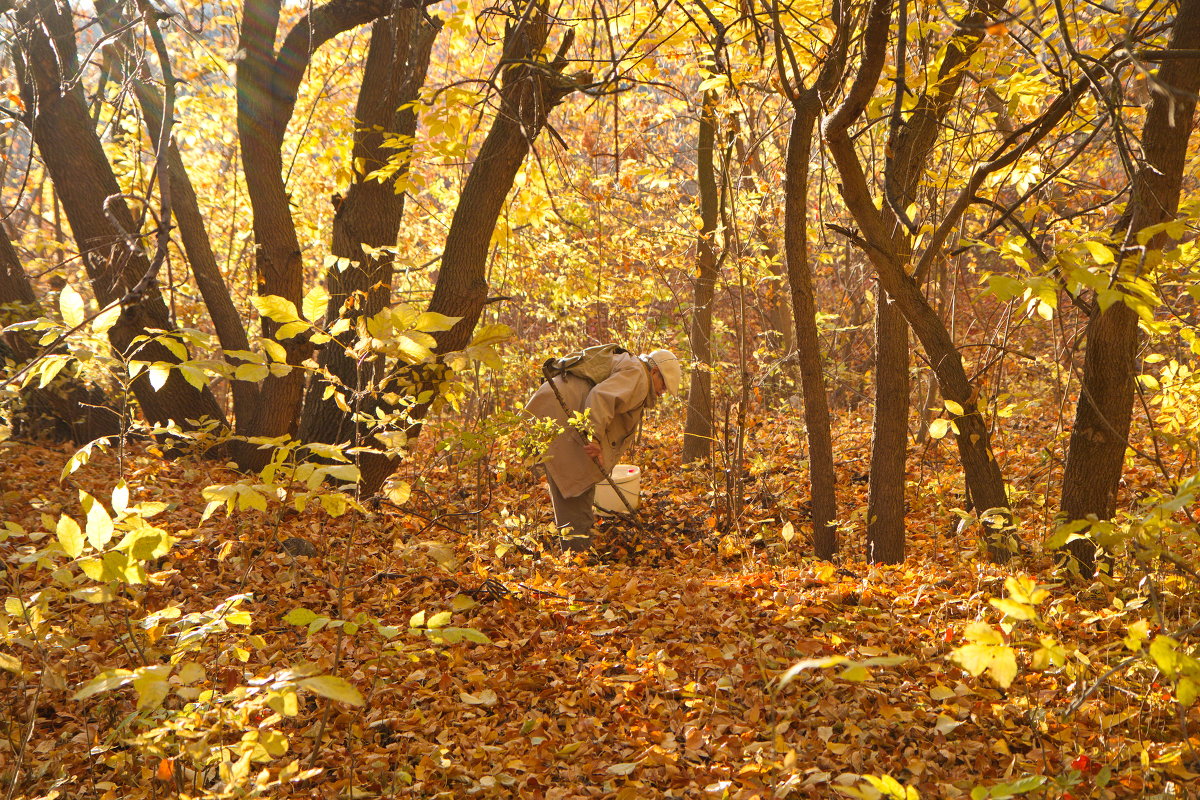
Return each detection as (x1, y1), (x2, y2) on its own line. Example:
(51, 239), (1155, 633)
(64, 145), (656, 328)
(646, 349), (682, 394)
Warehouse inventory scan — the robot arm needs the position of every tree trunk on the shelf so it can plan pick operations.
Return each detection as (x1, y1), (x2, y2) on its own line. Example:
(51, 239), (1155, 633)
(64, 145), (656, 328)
(360, 3), (581, 495)
(824, 0), (1013, 562)
(233, 0), (419, 469)
(783, 90), (838, 559)
(682, 91), (718, 464)
(235, 0), (309, 463)
(13, 0), (226, 433)
(1060, 0), (1200, 576)
(867, 293), (908, 563)
(96, 0), (255, 418)
(298, 9), (439, 479)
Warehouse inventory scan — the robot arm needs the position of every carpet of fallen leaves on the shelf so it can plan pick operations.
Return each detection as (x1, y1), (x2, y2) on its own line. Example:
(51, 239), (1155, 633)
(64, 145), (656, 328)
(2, 407), (1199, 799)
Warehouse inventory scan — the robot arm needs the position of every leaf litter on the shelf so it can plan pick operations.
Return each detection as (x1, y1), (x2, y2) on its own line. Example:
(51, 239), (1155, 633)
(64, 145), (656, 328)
(0, 412), (1197, 800)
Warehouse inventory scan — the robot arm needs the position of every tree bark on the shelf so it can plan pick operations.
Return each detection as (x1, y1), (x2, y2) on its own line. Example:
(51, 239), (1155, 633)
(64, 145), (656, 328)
(867, 294), (908, 563)
(783, 91), (839, 559)
(1060, 0), (1200, 576)
(359, 2), (582, 495)
(768, 0), (847, 559)
(298, 9), (439, 476)
(233, 0), (424, 470)
(823, 0), (1013, 562)
(235, 0), (310, 462)
(96, 0), (255, 418)
(682, 91), (719, 464)
(13, 0), (226, 433)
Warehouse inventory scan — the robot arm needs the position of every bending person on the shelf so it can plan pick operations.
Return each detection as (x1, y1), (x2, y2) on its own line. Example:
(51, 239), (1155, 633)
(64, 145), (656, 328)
(525, 347), (681, 551)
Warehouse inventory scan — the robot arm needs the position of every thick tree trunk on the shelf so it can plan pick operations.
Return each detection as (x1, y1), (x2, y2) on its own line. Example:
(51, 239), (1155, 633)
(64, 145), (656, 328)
(359, 4), (581, 495)
(298, 10), (438, 477)
(233, 0), (420, 470)
(1060, 0), (1200, 576)
(783, 92), (838, 559)
(13, 0), (226, 433)
(235, 0), (309, 463)
(683, 92), (718, 464)
(96, 0), (255, 418)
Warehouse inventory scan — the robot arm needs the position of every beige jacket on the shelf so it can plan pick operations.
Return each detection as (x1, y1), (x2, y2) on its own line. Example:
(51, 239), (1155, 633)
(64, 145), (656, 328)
(524, 352), (656, 498)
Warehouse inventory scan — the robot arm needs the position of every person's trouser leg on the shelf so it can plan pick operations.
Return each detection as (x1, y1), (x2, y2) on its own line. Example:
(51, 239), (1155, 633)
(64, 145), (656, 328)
(546, 472), (595, 551)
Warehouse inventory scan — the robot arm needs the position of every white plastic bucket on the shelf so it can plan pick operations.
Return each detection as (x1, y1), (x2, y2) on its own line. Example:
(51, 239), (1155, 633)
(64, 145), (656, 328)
(594, 464), (641, 516)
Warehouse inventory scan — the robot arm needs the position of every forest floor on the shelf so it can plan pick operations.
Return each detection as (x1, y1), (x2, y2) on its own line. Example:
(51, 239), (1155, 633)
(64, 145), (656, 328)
(2, 410), (1199, 799)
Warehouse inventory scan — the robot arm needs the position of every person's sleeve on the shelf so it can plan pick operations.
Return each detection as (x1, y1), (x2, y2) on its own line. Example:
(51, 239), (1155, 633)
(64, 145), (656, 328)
(584, 366), (649, 440)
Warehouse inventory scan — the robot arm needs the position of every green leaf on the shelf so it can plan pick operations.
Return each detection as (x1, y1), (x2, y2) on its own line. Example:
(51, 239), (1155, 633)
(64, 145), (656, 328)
(299, 675), (364, 706)
(57, 515), (84, 558)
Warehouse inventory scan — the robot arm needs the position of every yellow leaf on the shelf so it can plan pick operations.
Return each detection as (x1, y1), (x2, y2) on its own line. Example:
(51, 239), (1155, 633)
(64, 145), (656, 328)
(252, 295), (300, 324)
(59, 284), (85, 328)
(57, 514), (84, 558)
(81, 492), (114, 550)
(92, 304), (120, 334)
(133, 665), (172, 710)
(1083, 240), (1115, 265)
(302, 286), (330, 322)
(989, 597), (1036, 620)
(299, 675), (364, 706)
